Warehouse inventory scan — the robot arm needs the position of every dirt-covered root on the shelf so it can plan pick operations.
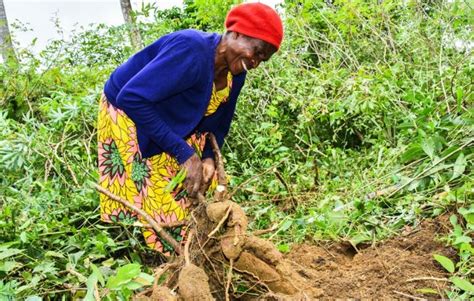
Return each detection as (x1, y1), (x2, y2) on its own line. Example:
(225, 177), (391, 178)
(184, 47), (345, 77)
(133, 286), (177, 301)
(206, 201), (248, 231)
(221, 229), (244, 260)
(177, 264), (214, 301)
(234, 251), (302, 295)
(244, 235), (283, 265)
(151, 286), (178, 301)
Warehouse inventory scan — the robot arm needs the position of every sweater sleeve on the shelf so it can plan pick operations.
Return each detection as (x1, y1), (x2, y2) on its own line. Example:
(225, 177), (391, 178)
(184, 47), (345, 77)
(115, 36), (202, 164)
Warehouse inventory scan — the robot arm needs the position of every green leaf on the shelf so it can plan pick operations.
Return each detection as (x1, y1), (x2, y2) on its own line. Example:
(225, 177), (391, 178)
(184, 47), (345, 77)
(453, 235), (472, 245)
(106, 263), (141, 289)
(451, 276), (474, 292)
(279, 219), (293, 232)
(433, 254), (455, 273)
(422, 138), (436, 159)
(33, 261), (57, 274)
(125, 281), (144, 290)
(401, 144), (425, 163)
(91, 264), (105, 287)
(0, 261), (22, 272)
(0, 248), (23, 260)
(277, 244), (290, 253)
(44, 251), (65, 258)
(449, 215), (458, 226)
(451, 153), (466, 180)
(350, 232), (372, 246)
(133, 272), (154, 286)
(84, 273), (98, 301)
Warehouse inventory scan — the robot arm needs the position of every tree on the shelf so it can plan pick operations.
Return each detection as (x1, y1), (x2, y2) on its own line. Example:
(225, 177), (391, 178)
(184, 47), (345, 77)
(0, 0), (17, 63)
(120, 0), (143, 50)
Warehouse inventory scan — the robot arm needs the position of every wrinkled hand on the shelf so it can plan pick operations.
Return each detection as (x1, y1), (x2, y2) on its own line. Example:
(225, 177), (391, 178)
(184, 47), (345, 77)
(201, 158), (215, 194)
(181, 153), (203, 197)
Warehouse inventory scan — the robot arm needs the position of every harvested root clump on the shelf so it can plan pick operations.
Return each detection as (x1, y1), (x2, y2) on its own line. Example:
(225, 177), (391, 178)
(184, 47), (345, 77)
(99, 134), (314, 300)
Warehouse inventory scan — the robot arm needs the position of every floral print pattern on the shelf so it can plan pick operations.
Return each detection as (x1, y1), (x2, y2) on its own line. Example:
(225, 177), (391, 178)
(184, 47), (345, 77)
(97, 74), (231, 255)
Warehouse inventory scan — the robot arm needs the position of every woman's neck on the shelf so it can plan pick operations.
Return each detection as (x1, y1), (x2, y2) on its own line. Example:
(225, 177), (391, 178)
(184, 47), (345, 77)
(214, 39), (229, 79)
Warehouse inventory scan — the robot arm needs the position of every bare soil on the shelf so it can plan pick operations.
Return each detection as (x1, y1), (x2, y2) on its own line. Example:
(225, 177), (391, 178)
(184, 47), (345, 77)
(280, 216), (456, 300)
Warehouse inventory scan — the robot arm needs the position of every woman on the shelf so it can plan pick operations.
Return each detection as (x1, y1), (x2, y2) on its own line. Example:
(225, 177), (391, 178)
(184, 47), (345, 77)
(98, 3), (283, 255)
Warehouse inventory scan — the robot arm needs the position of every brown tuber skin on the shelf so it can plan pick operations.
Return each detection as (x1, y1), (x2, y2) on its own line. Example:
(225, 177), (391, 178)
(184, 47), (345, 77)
(178, 264), (214, 301)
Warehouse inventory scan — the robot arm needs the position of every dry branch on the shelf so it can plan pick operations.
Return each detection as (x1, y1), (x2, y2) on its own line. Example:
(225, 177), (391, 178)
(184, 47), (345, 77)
(94, 183), (182, 255)
(208, 133), (227, 202)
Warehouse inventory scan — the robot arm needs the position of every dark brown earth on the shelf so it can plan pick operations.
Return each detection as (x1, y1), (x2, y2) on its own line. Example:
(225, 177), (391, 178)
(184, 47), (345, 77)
(281, 216), (456, 300)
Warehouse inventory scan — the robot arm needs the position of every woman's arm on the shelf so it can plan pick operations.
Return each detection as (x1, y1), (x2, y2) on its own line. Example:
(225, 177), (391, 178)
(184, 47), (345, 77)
(115, 36), (203, 164)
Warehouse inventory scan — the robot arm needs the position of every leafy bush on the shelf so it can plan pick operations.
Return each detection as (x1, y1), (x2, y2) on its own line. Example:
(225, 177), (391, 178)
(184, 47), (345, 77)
(0, 0), (472, 299)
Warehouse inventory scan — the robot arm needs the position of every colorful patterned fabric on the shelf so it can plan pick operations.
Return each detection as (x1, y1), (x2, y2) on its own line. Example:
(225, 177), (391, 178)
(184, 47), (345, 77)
(98, 75), (231, 256)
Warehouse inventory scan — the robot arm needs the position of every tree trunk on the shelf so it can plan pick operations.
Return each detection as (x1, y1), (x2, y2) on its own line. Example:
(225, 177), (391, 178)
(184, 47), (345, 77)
(0, 0), (18, 63)
(120, 0), (143, 51)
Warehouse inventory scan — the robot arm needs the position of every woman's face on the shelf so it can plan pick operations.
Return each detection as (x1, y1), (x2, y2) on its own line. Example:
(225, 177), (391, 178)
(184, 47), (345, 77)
(225, 32), (277, 75)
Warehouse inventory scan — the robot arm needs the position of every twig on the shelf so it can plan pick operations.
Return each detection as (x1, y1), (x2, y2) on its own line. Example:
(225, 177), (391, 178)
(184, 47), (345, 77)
(208, 133), (226, 186)
(208, 133), (227, 201)
(184, 230), (194, 266)
(130, 220), (188, 229)
(208, 204), (232, 238)
(274, 169), (297, 208)
(94, 183), (182, 255)
(252, 225), (278, 236)
(406, 276), (449, 282)
(393, 290), (427, 300)
(225, 259), (234, 301)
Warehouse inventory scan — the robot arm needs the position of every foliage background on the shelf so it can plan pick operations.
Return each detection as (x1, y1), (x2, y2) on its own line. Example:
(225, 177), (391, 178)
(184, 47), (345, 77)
(0, 0), (472, 299)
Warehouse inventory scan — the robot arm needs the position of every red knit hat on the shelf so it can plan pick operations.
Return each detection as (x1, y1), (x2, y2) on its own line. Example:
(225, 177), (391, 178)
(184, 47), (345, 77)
(225, 3), (283, 50)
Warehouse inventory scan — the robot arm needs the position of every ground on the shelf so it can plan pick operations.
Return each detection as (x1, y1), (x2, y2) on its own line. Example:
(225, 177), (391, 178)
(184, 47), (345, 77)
(282, 216), (455, 299)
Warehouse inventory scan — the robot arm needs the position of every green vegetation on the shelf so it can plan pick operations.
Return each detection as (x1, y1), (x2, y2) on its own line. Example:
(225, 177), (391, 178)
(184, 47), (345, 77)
(0, 0), (472, 299)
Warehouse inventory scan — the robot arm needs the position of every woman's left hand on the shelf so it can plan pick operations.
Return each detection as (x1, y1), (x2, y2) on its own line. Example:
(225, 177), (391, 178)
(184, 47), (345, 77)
(201, 158), (215, 193)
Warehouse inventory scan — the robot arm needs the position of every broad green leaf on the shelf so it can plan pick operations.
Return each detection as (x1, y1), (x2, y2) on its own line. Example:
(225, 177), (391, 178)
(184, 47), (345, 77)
(433, 254), (455, 273)
(84, 272), (98, 301)
(125, 281), (144, 290)
(0, 261), (22, 272)
(453, 235), (472, 245)
(350, 232), (372, 246)
(400, 144), (424, 163)
(91, 264), (105, 286)
(422, 138), (436, 159)
(279, 219), (293, 232)
(25, 296), (42, 301)
(451, 153), (466, 180)
(44, 251), (65, 258)
(33, 261), (57, 274)
(106, 263), (141, 289)
(451, 276), (474, 292)
(0, 248), (23, 260)
(449, 215), (458, 226)
(133, 272), (154, 286)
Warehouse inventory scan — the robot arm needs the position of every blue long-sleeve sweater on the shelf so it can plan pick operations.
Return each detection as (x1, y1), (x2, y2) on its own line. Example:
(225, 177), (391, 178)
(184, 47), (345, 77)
(104, 29), (246, 164)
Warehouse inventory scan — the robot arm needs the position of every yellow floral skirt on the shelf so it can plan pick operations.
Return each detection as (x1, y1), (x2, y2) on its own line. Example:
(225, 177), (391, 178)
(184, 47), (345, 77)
(97, 94), (207, 256)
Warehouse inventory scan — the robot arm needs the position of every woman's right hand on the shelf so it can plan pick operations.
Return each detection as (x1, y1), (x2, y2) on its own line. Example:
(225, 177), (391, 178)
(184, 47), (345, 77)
(181, 153), (203, 197)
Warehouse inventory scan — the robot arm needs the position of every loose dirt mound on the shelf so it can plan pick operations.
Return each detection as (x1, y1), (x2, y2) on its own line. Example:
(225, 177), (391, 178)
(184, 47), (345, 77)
(285, 216), (456, 299)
